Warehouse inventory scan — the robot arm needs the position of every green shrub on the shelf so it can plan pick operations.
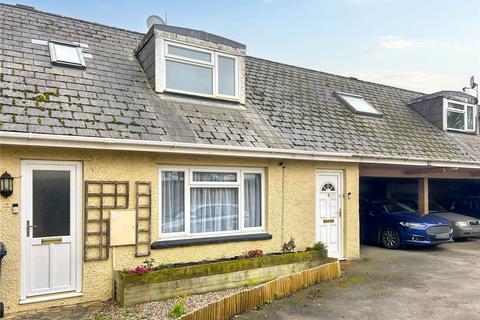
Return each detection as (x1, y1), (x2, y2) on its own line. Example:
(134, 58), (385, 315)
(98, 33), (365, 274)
(311, 241), (328, 255)
(281, 237), (296, 253)
(168, 302), (186, 319)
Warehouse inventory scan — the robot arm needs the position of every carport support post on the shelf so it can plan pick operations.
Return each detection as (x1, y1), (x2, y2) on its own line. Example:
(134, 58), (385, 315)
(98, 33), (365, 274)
(418, 177), (429, 214)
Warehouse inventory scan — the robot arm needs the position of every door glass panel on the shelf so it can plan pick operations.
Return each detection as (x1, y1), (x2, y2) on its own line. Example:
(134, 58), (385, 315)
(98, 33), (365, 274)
(33, 170), (70, 238)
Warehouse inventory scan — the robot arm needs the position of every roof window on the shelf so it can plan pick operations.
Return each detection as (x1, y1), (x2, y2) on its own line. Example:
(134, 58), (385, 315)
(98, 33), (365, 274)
(336, 92), (381, 116)
(49, 41), (86, 68)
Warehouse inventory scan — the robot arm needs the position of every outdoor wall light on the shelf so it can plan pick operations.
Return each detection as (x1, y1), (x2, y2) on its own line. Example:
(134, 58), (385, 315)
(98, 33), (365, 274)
(0, 171), (14, 198)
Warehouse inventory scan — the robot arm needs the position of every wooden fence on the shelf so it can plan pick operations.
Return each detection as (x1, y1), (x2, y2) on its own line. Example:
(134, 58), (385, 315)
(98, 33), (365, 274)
(180, 260), (341, 320)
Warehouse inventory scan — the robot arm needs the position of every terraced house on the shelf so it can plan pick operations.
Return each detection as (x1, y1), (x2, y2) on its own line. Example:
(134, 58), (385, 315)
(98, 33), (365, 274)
(0, 3), (479, 316)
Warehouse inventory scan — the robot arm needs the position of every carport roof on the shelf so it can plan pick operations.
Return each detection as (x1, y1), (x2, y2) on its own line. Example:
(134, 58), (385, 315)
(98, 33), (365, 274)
(0, 3), (478, 165)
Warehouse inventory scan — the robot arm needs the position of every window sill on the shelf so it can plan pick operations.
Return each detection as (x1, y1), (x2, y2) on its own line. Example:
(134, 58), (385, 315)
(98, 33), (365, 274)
(446, 128), (477, 134)
(151, 232), (272, 249)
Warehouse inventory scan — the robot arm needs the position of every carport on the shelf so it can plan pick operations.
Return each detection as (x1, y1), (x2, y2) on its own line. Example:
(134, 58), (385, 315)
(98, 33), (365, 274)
(359, 164), (480, 213)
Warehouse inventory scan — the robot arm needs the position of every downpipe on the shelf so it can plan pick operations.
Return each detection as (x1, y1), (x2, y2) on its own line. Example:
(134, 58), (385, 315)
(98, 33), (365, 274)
(0, 242), (7, 318)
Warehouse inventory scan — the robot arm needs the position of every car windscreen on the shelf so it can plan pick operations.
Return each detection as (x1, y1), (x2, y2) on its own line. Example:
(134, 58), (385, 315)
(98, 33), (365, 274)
(372, 199), (417, 214)
(429, 201), (447, 213)
(397, 199), (447, 213)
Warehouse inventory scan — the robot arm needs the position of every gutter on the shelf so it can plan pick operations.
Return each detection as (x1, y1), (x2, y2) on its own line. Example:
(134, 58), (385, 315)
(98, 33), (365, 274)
(1, 131), (480, 169)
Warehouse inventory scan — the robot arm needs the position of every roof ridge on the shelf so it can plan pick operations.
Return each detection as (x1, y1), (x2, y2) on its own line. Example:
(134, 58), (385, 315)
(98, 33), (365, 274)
(246, 55), (426, 96)
(0, 2), (145, 36)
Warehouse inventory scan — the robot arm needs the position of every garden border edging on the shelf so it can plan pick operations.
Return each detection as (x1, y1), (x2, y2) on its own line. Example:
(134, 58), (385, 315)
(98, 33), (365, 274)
(114, 251), (330, 306)
(180, 260), (342, 320)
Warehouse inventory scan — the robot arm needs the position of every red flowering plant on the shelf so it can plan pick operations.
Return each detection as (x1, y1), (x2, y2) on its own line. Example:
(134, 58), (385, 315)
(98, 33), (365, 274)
(240, 249), (264, 259)
(127, 258), (155, 275)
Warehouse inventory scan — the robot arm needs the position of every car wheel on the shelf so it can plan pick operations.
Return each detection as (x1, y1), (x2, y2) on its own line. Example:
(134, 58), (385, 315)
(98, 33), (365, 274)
(381, 227), (401, 249)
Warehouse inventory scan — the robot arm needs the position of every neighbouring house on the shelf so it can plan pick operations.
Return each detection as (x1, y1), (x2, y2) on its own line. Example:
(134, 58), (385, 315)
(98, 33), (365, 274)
(0, 3), (479, 316)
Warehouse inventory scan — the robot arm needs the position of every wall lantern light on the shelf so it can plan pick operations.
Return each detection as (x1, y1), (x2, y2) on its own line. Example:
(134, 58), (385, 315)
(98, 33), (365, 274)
(0, 171), (14, 198)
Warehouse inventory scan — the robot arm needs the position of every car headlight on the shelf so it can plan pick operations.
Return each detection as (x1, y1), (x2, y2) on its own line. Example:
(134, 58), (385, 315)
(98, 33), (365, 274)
(455, 221), (469, 228)
(399, 222), (427, 229)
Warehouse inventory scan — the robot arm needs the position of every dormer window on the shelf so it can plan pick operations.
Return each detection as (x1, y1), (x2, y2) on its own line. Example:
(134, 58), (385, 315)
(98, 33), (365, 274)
(163, 41), (238, 99)
(335, 92), (381, 116)
(446, 100), (476, 132)
(48, 41), (86, 68)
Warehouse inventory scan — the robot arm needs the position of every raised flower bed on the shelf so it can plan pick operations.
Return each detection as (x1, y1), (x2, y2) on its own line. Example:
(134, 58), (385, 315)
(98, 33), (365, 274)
(115, 250), (333, 306)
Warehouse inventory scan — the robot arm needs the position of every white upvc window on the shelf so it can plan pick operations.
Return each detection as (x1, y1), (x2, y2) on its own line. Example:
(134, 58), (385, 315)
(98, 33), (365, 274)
(158, 166), (265, 240)
(445, 99), (477, 132)
(162, 41), (239, 100)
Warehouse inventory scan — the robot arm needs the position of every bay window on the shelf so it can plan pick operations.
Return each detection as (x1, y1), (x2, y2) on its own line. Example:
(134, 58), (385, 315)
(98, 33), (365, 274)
(159, 167), (264, 239)
(163, 41), (238, 99)
(446, 101), (476, 132)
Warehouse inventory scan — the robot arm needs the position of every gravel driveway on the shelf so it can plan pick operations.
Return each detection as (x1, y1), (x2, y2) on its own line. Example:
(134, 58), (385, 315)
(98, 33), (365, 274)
(238, 239), (480, 320)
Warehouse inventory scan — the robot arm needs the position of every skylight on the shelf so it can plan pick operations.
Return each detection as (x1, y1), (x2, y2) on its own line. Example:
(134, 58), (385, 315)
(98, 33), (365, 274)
(336, 92), (381, 116)
(49, 41), (86, 68)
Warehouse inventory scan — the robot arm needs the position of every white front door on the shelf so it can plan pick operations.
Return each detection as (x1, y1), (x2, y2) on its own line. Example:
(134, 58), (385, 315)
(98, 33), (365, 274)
(21, 161), (82, 299)
(316, 171), (343, 258)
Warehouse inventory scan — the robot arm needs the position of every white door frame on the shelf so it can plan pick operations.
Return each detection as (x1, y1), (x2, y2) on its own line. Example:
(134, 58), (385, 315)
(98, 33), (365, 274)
(20, 160), (83, 302)
(316, 170), (344, 259)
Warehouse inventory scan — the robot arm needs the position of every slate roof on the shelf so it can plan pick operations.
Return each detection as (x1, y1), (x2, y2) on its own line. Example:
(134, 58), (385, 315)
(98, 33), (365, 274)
(0, 3), (478, 164)
(448, 133), (480, 162)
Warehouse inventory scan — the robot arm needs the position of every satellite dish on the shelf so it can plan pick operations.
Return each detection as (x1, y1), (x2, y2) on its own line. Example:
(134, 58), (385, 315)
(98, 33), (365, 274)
(146, 15), (165, 29)
(470, 75), (478, 89)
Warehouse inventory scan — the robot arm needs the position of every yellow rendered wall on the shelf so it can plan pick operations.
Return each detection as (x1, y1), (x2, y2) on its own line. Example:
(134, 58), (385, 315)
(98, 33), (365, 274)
(0, 145), (359, 314)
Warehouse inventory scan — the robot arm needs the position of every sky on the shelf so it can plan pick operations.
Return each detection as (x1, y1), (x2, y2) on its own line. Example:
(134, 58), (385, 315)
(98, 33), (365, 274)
(4, 0), (480, 93)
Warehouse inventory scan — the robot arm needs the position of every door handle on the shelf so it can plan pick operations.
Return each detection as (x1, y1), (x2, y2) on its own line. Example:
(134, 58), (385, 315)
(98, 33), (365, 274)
(26, 220), (38, 237)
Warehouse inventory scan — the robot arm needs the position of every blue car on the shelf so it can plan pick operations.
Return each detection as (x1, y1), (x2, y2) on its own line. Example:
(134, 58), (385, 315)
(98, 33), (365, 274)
(360, 199), (453, 249)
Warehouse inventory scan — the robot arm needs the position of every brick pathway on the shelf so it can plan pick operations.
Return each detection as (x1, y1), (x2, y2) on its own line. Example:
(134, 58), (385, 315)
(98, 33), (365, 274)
(6, 301), (103, 320)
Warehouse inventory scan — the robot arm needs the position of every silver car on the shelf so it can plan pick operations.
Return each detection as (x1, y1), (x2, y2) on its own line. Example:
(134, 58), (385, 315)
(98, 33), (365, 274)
(396, 199), (480, 239)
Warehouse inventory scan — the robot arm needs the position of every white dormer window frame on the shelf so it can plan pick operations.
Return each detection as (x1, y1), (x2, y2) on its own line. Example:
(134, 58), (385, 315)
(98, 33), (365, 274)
(48, 40), (86, 69)
(160, 40), (239, 101)
(443, 98), (477, 133)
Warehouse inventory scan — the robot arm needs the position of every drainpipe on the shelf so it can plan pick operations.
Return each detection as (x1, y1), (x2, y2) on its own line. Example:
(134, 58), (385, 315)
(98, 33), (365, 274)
(0, 242), (7, 318)
(279, 161), (286, 244)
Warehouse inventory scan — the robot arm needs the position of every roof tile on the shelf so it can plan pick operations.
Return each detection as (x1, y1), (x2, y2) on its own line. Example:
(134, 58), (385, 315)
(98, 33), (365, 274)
(0, 4), (477, 163)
